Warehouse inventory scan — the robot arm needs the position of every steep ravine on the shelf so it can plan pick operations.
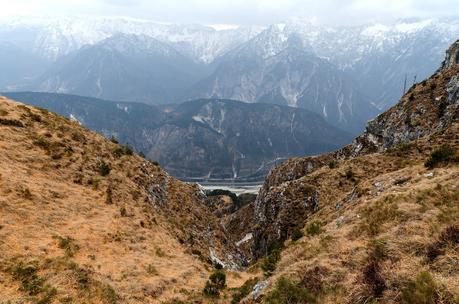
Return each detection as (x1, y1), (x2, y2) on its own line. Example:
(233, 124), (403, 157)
(219, 40), (459, 303)
(0, 97), (251, 303)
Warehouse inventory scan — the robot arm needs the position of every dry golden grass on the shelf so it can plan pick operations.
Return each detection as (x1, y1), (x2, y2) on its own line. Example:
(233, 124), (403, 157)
(1, 91), (458, 304)
(0, 97), (225, 303)
(257, 123), (459, 303)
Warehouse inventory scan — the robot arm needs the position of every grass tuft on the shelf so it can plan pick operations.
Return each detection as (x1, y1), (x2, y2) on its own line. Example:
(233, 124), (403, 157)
(265, 276), (316, 304)
(203, 269), (226, 297)
(401, 271), (437, 304)
(425, 144), (458, 169)
(231, 278), (258, 304)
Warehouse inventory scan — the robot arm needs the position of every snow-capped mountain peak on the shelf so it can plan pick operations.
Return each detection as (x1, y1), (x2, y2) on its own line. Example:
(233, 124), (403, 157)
(1, 15), (459, 133)
(0, 15), (263, 62)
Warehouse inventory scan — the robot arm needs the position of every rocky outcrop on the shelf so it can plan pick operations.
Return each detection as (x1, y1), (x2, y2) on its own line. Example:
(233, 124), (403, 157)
(190, 31), (378, 134)
(134, 161), (249, 269)
(252, 181), (318, 258)
(348, 66), (459, 155)
(442, 39), (459, 70)
(242, 40), (459, 259)
(447, 74), (459, 104)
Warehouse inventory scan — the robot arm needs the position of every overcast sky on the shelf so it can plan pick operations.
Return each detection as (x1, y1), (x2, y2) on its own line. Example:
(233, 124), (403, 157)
(0, 0), (458, 26)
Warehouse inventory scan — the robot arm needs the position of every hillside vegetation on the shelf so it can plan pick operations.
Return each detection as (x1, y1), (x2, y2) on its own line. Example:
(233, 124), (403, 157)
(0, 97), (250, 303)
(221, 40), (459, 304)
(245, 123), (459, 303)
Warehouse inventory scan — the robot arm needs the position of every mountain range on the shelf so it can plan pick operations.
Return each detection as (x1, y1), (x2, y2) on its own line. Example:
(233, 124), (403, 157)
(0, 39), (458, 304)
(3, 92), (351, 181)
(2, 16), (459, 133)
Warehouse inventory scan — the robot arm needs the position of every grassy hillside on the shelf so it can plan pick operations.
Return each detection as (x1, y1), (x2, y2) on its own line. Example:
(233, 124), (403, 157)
(250, 123), (459, 303)
(0, 97), (248, 303)
(222, 41), (459, 304)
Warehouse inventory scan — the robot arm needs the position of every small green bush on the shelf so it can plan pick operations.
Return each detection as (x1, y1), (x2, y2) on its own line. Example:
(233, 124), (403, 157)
(36, 285), (57, 304)
(265, 277), (316, 304)
(438, 101), (448, 118)
(10, 260), (44, 295)
(17, 186), (33, 200)
(87, 178), (100, 190)
(110, 136), (119, 144)
(291, 229), (304, 241)
(203, 270), (226, 297)
(0, 118), (24, 127)
(54, 235), (80, 257)
(389, 142), (416, 155)
(214, 263), (223, 270)
(120, 206), (127, 217)
(328, 160), (338, 169)
(207, 189), (240, 206)
(112, 144), (134, 158)
(231, 278), (258, 304)
(401, 271), (437, 304)
(345, 168), (356, 181)
(37, 107), (49, 115)
(366, 239), (387, 262)
(30, 113), (42, 122)
(155, 247), (166, 257)
(237, 193), (257, 207)
(71, 131), (85, 142)
(96, 160), (111, 176)
(146, 264), (158, 275)
(123, 144), (133, 155)
(34, 137), (51, 150)
(75, 268), (91, 290)
(149, 160), (160, 166)
(261, 247), (281, 277)
(306, 221), (323, 236)
(425, 144), (458, 169)
(101, 284), (117, 304)
(359, 198), (401, 236)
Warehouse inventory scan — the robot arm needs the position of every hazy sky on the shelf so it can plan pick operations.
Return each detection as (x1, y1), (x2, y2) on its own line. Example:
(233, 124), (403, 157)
(0, 0), (458, 26)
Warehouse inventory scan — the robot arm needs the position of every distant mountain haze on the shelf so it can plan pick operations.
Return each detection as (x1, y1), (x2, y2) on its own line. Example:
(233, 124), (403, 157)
(31, 34), (209, 104)
(4, 92), (352, 181)
(1, 17), (459, 133)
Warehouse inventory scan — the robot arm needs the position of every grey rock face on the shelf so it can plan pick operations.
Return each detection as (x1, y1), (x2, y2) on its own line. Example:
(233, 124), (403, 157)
(351, 75), (459, 155)
(249, 280), (269, 301)
(245, 40), (459, 259)
(442, 40), (459, 70)
(191, 33), (378, 134)
(251, 180), (319, 258)
(31, 34), (207, 104)
(447, 75), (459, 103)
